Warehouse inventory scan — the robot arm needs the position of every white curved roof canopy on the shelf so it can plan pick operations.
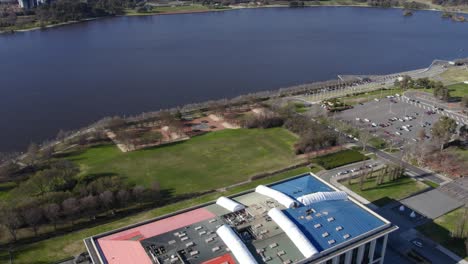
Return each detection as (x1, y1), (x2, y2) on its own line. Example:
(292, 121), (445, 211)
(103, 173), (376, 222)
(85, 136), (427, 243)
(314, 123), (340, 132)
(297, 191), (348, 206)
(255, 185), (297, 208)
(268, 208), (318, 258)
(216, 225), (258, 264)
(216, 196), (245, 212)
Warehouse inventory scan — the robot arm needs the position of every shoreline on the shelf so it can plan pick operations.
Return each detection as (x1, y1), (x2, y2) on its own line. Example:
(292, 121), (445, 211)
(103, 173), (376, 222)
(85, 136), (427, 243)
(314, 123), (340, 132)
(1, 4), (466, 34)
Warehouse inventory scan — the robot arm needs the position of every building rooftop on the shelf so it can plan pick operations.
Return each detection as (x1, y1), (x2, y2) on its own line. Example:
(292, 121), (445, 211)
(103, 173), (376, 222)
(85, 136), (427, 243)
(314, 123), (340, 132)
(86, 173), (395, 264)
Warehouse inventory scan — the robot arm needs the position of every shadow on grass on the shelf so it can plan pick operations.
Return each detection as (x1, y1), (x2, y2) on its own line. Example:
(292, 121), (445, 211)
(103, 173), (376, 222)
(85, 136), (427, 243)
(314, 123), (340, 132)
(373, 197), (394, 207)
(418, 220), (467, 259)
(79, 172), (119, 184)
(361, 180), (415, 192)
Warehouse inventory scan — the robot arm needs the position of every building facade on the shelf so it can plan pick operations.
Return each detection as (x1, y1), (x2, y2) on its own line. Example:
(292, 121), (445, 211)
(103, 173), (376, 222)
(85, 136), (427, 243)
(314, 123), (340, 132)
(85, 173), (397, 264)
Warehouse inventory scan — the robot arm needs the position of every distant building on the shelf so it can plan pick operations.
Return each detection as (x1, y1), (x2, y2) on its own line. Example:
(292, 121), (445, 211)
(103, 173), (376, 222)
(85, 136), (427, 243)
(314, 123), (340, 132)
(85, 173), (398, 264)
(17, 0), (46, 9)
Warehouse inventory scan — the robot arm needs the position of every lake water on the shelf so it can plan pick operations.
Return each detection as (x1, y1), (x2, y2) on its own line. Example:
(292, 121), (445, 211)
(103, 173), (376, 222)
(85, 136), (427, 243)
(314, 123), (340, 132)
(0, 7), (467, 152)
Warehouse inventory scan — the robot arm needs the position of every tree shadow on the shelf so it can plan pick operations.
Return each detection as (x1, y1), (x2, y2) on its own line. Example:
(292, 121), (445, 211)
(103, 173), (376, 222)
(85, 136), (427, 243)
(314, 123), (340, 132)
(79, 172), (119, 184)
(53, 150), (85, 159)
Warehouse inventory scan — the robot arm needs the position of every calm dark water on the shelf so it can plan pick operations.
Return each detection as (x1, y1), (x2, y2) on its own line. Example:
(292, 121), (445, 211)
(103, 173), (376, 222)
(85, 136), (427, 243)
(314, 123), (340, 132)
(0, 7), (467, 152)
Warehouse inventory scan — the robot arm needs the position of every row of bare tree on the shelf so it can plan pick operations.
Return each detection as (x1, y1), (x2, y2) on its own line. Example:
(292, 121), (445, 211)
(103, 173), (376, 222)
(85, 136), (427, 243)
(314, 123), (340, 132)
(0, 182), (161, 243)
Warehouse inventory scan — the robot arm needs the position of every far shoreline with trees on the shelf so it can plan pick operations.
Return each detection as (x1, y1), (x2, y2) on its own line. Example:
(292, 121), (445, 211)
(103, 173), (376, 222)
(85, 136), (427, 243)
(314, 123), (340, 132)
(1, 0), (467, 33)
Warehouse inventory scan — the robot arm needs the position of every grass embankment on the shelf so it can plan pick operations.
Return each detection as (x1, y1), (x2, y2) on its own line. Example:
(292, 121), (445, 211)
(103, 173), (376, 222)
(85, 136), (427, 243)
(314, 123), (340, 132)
(313, 149), (368, 169)
(0, 181), (16, 200)
(447, 83), (468, 98)
(0, 166), (316, 264)
(422, 180), (440, 188)
(341, 88), (404, 105)
(439, 68), (468, 84)
(344, 175), (428, 206)
(417, 207), (468, 259)
(69, 128), (301, 195)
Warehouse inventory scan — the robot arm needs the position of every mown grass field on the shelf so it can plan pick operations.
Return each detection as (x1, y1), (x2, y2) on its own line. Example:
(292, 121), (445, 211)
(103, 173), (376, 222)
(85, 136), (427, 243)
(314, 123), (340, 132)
(0, 181), (16, 200)
(70, 128), (300, 195)
(344, 175), (428, 206)
(313, 149), (368, 169)
(0, 167), (316, 264)
(342, 88), (404, 105)
(447, 83), (468, 98)
(440, 67), (468, 83)
(417, 207), (468, 259)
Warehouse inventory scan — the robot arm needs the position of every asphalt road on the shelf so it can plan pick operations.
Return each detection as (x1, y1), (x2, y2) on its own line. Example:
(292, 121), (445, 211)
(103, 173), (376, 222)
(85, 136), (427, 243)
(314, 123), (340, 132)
(368, 146), (447, 185)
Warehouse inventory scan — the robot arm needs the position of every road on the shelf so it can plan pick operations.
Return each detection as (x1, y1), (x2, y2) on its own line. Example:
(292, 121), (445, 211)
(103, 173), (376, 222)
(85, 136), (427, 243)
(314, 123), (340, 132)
(367, 146), (448, 185)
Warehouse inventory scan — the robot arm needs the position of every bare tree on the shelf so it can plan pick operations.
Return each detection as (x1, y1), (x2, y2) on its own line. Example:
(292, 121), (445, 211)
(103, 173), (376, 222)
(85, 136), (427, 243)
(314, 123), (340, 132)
(359, 129), (371, 152)
(99, 190), (115, 215)
(22, 206), (43, 237)
(417, 129), (426, 142)
(62, 198), (80, 225)
(0, 205), (22, 242)
(132, 186), (146, 205)
(150, 181), (161, 200)
(453, 207), (468, 239)
(116, 189), (130, 208)
(80, 195), (98, 220)
(25, 142), (39, 166)
(43, 203), (61, 231)
(56, 129), (67, 141)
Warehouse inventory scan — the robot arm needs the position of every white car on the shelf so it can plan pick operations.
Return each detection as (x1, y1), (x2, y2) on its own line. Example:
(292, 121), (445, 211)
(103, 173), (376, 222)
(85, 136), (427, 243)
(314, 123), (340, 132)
(364, 118), (370, 122)
(412, 240), (423, 248)
(355, 118), (360, 121)
(371, 123), (377, 127)
(374, 98), (380, 102)
(395, 131), (402, 136)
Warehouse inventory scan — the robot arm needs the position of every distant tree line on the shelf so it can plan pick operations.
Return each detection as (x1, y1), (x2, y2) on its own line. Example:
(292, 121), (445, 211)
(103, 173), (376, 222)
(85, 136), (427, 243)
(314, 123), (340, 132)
(394, 76), (452, 101)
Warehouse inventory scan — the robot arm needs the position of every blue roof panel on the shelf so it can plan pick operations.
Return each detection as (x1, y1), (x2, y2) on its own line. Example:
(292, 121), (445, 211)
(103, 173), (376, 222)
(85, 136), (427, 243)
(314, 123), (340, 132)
(271, 174), (386, 251)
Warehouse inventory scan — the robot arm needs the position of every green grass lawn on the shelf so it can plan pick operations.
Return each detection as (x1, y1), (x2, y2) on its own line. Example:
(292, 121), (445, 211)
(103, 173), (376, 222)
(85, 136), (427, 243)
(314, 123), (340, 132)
(439, 67), (468, 83)
(447, 83), (468, 98)
(417, 207), (468, 259)
(313, 149), (368, 169)
(422, 180), (440, 188)
(0, 181), (16, 200)
(293, 103), (309, 113)
(341, 88), (404, 105)
(344, 175), (428, 206)
(0, 166), (315, 264)
(69, 128), (301, 196)
(450, 147), (468, 160)
(368, 137), (387, 149)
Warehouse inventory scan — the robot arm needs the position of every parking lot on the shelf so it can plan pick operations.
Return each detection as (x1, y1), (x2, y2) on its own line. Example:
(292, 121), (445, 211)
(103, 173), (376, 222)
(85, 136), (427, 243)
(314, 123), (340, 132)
(337, 95), (448, 147)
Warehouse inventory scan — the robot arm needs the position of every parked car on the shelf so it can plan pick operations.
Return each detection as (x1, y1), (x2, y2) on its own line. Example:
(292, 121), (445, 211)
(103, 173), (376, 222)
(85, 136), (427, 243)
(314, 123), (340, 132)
(412, 240), (423, 248)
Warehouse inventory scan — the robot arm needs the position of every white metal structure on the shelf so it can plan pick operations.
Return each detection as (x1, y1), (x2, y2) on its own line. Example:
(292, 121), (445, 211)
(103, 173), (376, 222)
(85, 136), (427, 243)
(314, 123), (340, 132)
(297, 191), (348, 206)
(267, 208), (318, 258)
(216, 196), (245, 212)
(216, 225), (258, 264)
(255, 185), (297, 208)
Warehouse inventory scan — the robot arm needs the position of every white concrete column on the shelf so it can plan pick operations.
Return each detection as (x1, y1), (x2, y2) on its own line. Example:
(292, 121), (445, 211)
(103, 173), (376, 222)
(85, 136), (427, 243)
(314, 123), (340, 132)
(379, 235), (388, 264)
(368, 239), (377, 263)
(332, 255), (339, 264)
(357, 244), (366, 263)
(344, 250), (353, 264)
